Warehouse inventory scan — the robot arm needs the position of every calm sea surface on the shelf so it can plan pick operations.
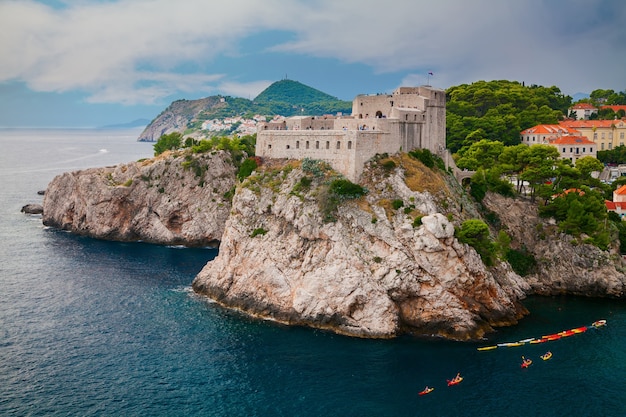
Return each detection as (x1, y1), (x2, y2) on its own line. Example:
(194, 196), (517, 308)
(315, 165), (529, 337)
(0, 129), (624, 417)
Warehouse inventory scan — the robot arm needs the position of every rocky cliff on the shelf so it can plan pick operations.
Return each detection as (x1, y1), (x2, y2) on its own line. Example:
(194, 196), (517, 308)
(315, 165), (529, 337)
(138, 97), (225, 142)
(482, 192), (626, 297)
(192, 156), (530, 340)
(43, 150), (236, 247)
(40, 150), (626, 340)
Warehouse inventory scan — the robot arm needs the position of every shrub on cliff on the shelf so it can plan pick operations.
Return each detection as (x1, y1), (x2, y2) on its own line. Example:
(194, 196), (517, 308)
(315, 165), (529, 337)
(237, 157), (258, 181)
(154, 132), (183, 156)
(329, 179), (366, 199)
(456, 219), (497, 266)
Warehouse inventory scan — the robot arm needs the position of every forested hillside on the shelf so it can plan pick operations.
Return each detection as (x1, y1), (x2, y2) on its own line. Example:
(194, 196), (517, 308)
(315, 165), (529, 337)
(446, 80), (571, 153)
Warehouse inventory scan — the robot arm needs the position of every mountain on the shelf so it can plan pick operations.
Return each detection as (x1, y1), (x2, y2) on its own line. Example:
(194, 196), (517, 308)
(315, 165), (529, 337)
(254, 79), (342, 105)
(138, 80), (352, 141)
(572, 92), (590, 102)
(100, 118), (151, 129)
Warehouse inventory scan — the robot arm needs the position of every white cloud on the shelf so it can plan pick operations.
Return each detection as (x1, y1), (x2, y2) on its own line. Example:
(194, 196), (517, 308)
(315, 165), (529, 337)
(0, 0), (624, 106)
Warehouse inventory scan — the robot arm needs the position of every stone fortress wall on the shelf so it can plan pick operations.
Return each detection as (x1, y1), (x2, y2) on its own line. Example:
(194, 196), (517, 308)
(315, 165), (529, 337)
(255, 86), (446, 181)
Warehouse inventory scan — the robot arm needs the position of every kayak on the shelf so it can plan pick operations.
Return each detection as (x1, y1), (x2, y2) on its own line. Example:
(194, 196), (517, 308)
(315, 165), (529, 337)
(419, 387), (434, 396)
(521, 358), (532, 368)
(540, 352), (552, 361)
(476, 320), (606, 351)
(497, 342), (524, 347)
(477, 345), (497, 351)
(447, 376), (463, 386)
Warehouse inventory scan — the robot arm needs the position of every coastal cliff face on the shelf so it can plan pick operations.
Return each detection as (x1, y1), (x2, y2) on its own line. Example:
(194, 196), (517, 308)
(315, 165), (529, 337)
(40, 148), (626, 340)
(192, 157), (529, 340)
(43, 151), (236, 247)
(482, 192), (626, 297)
(138, 97), (224, 142)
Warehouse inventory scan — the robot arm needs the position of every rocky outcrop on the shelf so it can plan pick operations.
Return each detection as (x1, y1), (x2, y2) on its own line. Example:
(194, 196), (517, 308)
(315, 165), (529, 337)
(483, 192), (626, 297)
(43, 151), (237, 247)
(138, 97), (225, 142)
(40, 147), (626, 340)
(21, 204), (43, 214)
(192, 158), (529, 340)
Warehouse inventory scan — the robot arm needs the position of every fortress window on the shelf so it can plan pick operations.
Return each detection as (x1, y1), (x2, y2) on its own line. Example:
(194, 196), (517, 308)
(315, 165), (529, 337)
(326, 141), (330, 149)
(390, 101), (394, 107)
(376, 111), (382, 118)
(316, 141), (319, 149)
(405, 115), (408, 121)
(336, 141), (341, 149)
(348, 141), (352, 149)
(268, 144), (272, 149)
(286, 145), (290, 149)
(306, 141), (310, 149)
(296, 141), (300, 149)
(414, 115), (417, 121)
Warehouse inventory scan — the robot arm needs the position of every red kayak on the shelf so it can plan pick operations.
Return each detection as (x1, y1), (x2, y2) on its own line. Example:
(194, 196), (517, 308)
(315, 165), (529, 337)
(447, 375), (463, 386)
(419, 387), (434, 396)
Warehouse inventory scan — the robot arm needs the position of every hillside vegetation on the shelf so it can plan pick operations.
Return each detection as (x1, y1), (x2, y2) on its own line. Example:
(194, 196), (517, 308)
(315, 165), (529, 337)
(446, 80), (572, 153)
(139, 80), (352, 140)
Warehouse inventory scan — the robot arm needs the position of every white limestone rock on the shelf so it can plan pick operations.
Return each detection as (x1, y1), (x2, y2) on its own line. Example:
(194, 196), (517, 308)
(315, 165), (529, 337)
(43, 151), (237, 246)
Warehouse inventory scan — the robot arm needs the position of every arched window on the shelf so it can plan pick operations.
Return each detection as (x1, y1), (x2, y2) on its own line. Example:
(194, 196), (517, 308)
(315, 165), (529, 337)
(326, 141), (330, 149)
(286, 145), (290, 149)
(336, 141), (341, 149)
(296, 141), (300, 149)
(348, 141), (352, 149)
(306, 141), (310, 149)
(316, 141), (319, 149)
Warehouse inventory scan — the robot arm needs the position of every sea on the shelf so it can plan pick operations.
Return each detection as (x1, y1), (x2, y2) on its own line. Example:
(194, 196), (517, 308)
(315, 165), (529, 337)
(0, 128), (624, 417)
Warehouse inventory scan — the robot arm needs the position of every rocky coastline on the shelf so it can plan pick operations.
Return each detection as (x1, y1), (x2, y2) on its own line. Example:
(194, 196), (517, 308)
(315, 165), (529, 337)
(37, 151), (626, 340)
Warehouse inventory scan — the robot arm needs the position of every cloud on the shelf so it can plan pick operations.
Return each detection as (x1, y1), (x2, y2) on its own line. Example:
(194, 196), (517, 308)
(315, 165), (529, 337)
(0, 0), (624, 107)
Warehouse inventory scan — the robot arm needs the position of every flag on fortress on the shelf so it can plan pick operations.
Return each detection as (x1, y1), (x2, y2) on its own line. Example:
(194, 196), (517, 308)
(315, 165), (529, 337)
(428, 71), (433, 76)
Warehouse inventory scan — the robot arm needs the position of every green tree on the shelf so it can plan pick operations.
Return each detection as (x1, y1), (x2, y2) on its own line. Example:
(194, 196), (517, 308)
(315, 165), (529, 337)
(455, 139), (504, 170)
(518, 145), (560, 201)
(153, 132), (183, 156)
(575, 156), (604, 179)
(457, 219), (496, 266)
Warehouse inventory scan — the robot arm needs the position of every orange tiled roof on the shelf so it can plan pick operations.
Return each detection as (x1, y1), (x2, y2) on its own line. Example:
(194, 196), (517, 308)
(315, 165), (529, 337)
(601, 105), (626, 112)
(520, 124), (580, 135)
(570, 103), (597, 110)
(606, 201), (626, 210)
(549, 135), (595, 145)
(614, 185), (626, 195)
(560, 120), (623, 129)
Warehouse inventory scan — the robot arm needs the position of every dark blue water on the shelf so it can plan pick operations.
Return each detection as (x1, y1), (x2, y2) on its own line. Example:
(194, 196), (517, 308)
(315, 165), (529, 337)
(1, 129), (624, 416)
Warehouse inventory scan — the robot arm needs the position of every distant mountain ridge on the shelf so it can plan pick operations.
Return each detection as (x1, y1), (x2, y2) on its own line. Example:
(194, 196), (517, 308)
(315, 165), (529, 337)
(138, 80), (352, 141)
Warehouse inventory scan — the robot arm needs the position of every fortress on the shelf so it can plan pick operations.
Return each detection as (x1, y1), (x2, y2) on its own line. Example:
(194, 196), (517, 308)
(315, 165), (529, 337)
(255, 86), (447, 181)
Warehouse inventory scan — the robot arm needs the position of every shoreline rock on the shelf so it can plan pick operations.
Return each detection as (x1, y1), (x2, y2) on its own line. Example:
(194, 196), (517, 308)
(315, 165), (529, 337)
(42, 151), (237, 247)
(21, 204), (43, 215)
(192, 158), (529, 340)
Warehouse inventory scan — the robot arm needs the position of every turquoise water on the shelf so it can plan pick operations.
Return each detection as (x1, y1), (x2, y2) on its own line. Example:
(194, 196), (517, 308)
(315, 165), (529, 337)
(0, 129), (624, 416)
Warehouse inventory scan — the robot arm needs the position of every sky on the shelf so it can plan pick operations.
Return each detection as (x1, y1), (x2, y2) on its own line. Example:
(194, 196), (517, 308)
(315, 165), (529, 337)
(0, 0), (624, 128)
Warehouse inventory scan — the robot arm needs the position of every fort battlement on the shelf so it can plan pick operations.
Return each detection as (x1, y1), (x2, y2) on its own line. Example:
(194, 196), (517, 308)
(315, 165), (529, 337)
(256, 86), (446, 181)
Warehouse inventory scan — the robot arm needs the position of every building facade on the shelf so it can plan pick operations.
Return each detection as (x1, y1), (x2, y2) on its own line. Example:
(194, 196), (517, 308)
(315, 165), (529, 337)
(568, 103), (598, 120)
(559, 119), (626, 151)
(255, 86), (446, 181)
